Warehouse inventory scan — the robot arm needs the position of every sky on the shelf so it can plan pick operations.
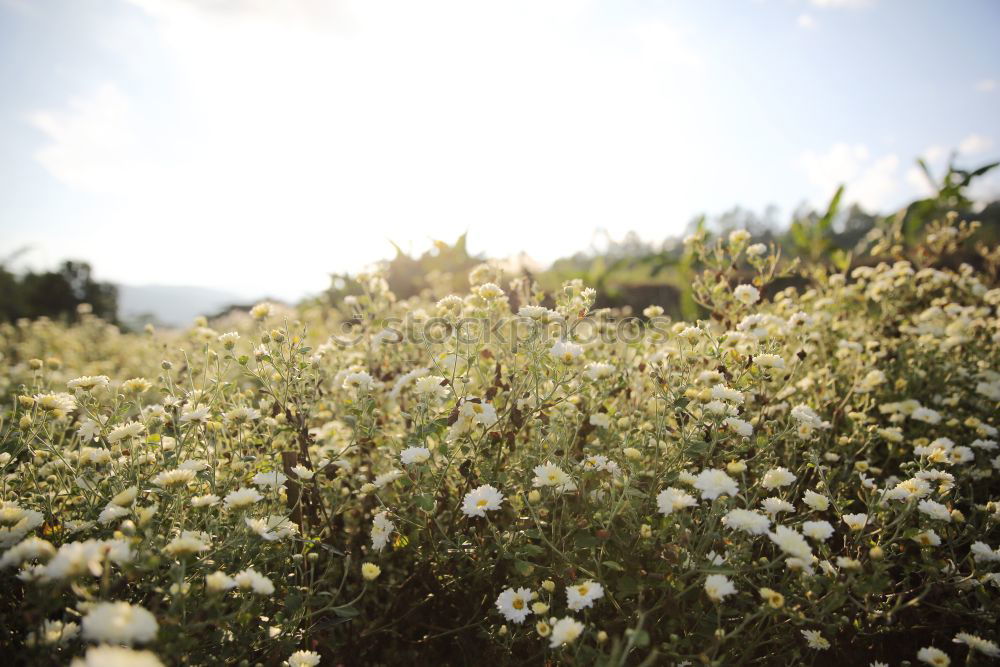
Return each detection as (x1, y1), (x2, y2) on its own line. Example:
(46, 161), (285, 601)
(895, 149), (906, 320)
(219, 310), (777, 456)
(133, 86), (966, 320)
(1, 0), (999, 302)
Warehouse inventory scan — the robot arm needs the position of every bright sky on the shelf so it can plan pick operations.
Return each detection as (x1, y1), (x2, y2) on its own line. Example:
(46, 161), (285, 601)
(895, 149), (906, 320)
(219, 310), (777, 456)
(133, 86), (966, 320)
(1, 0), (999, 301)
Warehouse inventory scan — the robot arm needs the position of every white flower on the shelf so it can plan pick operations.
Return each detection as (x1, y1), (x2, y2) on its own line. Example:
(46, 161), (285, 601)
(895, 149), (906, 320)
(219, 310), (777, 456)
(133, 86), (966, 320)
(550, 340), (584, 363)
(581, 455), (619, 474)
(769, 525), (813, 561)
(225, 406), (260, 423)
(970, 541), (1000, 562)
(857, 369), (886, 392)
(657, 487), (698, 515)
(288, 650), (321, 667)
(413, 375), (448, 400)
(191, 494), (220, 508)
(583, 362), (615, 380)
(754, 354), (785, 370)
(178, 459), (209, 472)
(733, 284), (760, 305)
(495, 587), (532, 623)
(913, 529), (941, 547)
(41, 539), (133, 580)
(233, 567), (276, 595)
(532, 462), (577, 493)
(164, 531), (211, 556)
(82, 601), (158, 645)
(371, 511), (395, 551)
(0, 536), (55, 568)
(179, 404), (211, 423)
(802, 629), (830, 650)
(76, 418), (104, 442)
(150, 468), (197, 488)
(110, 486), (139, 507)
(761, 497), (795, 515)
(70, 646), (164, 667)
(477, 282), (504, 300)
(252, 470), (288, 489)
(842, 513), (868, 531)
(98, 505), (129, 525)
(710, 385), (745, 404)
(565, 580), (604, 611)
(790, 405), (829, 429)
(722, 509), (771, 535)
(224, 487), (263, 509)
(461, 485), (504, 518)
(953, 632), (1000, 657)
(883, 477), (932, 501)
(705, 400), (736, 416)
(917, 499), (952, 522)
(290, 464), (315, 480)
(916, 646), (951, 666)
(400, 446), (431, 465)
(106, 421), (145, 443)
(801, 520), (834, 541)
(911, 407), (942, 424)
(704, 574), (737, 602)
(724, 417), (753, 437)
(729, 229), (751, 245)
(206, 570), (237, 592)
(549, 616), (585, 648)
(343, 370), (375, 391)
(0, 502), (44, 548)
(589, 413), (611, 428)
(761, 467), (796, 490)
(245, 515), (298, 541)
(67, 376), (110, 392)
(693, 469), (739, 500)
(518, 305), (548, 319)
(374, 470), (404, 488)
(802, 490), (829, 511)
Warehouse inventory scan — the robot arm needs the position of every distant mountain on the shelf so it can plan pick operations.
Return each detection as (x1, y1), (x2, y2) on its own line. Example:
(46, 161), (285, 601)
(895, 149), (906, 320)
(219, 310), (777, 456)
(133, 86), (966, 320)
(118, 284), (250, 328)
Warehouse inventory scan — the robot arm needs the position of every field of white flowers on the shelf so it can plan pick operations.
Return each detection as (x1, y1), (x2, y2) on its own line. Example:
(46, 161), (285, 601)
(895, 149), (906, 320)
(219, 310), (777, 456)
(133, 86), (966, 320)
(2, 216), (1000, 666)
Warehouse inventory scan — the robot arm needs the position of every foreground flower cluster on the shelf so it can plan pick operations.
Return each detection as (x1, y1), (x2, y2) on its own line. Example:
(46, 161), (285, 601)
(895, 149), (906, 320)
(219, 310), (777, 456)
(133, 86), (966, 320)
(1, 218), (999, 664)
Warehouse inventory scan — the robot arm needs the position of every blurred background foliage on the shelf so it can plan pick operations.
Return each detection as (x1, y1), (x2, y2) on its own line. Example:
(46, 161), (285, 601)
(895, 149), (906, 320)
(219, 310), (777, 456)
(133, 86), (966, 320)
(0, 255), (118, 325)
(316, 155), (998, 322)
(2, 155), (998, 328)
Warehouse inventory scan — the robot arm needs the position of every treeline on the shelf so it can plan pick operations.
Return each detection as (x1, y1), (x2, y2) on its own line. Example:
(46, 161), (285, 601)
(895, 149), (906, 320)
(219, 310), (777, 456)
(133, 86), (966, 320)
(0, 258), (118, 324)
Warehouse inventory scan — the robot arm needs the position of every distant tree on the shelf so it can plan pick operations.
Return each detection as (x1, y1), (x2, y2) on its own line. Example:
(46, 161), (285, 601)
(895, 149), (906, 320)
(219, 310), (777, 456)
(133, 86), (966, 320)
(0, 256), (118, 324)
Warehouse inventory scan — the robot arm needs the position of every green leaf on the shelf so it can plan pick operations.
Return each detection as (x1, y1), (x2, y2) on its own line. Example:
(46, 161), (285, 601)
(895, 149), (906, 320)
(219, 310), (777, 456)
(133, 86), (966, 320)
(333, 605), (360, 619)
(602, 560), (624, 572)
(520, 544), (545, 557)
(415, 495), (435, 512)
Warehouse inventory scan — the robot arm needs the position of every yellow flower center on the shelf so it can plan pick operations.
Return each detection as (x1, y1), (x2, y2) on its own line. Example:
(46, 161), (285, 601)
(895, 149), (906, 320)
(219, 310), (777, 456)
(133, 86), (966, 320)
(477, 499), (489, 507)
(512, 598), (524, 610)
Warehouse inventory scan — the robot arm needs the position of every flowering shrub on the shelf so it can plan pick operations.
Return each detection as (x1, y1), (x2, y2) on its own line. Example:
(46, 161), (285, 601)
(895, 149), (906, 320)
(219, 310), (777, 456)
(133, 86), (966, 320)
(2, 217), (1000, 665)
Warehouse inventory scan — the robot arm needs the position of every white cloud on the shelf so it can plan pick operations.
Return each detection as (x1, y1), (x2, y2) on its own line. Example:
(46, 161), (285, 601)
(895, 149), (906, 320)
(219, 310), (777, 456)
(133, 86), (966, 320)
(27, 83), (157, 194)
(799, 142), (903, 211)
(27, 0), (710, 298)
(796, 14), (817, 29)
(809, 0), (873, 8)
(975, 79), (996, 93)
(959, 134), (994, 155)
